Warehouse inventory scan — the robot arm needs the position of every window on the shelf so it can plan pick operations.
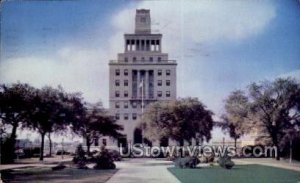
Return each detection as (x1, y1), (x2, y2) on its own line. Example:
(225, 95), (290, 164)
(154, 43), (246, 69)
(166, 70), (171, 76)
(115, 102), (120, 108)
(158, 57), (161, 62)
(166, 91), (171, 97)
(166, 80), (171, 86)
(157, 91), (162, 97)
(133, 57), (137, 62)
(158, 70), (162, 76)
(124, 69), (128, 76)
(102, 139), (107, 146)
(158, 80), (162, 86)
(132, 102), (137, 108)
(149, 57), (153, 62)
(115, 91), (120, 97)
(141, 57), (145, 62)
(94, 138), (99, 146)
(132, 113), (137, 120)
(141, 17), (146, 23)
(124, 57), (128, 62)
(124, 101), (128, 109)
(124, 113), (129, 120)
(115, 80), (120, 86)
(124, 80), (128, 86)
(115, 69), (120, 76)
(115, 113), (120, 120)
(124, 91), (128, 97)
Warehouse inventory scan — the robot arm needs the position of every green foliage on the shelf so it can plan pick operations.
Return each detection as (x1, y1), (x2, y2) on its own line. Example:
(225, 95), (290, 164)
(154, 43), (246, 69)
(73, 144), (88, 169)
(0, 83), (35, 162)
(93, 148), (116, 169)
(218, 154), (235, 169)
(73, 103), (123, 154)
(0, 135), (15, 164)
(141, 97), (214, 144)
(174, 156), (200, 168)
(219, 90), (249, 148)
(247, 78), (300, 160)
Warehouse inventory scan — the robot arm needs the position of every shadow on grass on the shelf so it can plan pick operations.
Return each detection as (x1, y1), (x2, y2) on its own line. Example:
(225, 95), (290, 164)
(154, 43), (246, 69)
(1, 166), (118, 183)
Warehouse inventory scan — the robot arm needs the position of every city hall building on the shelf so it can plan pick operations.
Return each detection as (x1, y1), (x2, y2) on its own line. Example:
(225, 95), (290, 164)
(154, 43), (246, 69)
(105, 9), (177, 147)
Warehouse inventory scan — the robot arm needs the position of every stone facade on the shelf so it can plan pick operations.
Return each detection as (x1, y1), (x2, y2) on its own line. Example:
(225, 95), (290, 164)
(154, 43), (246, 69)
(105, 9), (177, 147)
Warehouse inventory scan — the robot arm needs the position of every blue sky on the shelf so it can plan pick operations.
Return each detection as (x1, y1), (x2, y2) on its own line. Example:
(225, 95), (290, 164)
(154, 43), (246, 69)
(1, 0), (300, 141)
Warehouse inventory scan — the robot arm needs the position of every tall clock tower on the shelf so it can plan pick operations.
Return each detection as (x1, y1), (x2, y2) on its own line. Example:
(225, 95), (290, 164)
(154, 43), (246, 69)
(105, 9), (177, 147)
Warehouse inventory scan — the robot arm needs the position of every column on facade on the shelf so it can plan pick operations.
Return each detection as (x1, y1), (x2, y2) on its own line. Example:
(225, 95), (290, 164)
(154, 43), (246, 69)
(145, 70), (149, 99)
(137, 70), (140, 98)
(125, 39), (128, 52)
(130, 40), (132, 51)
(159, 39), (162, 52)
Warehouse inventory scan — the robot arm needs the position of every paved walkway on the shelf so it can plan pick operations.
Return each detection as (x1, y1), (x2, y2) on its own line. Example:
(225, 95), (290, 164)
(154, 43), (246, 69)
(233, 158), (300, 172)
(107, 158), (180, 183)
(0, 156), (72, 171)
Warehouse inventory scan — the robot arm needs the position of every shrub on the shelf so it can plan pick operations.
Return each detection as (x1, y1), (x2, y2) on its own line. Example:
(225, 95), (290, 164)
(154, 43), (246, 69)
(107, 149), (122, 161)
(218, 154), (235, 169)
(174, 156), (200, 168)
(93, 148), (116, 169)
(1, 137), (16, 164)
(73, 144), (88, 169)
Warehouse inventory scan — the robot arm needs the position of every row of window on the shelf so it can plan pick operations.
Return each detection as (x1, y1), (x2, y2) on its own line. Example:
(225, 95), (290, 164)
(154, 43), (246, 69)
(115, 91), (171, 98)
(124, 57), (162, 63)
(115, 101), (145, 109)
(115, 69), (171, 76)
(115, 80), (171, 87)
(115, 113), (137, 120)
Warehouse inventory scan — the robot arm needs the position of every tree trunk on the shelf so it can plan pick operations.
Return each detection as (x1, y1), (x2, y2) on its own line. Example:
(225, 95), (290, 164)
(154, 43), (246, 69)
(275, 144), (280, 161)
(7, 122), (18, 163)
(48, 133), (52, 157)
(234, 138), (237, 150)
(40, 133), (45, 161)
(86, 136), (91, 155)
(10, 122), (18, 140)
(272, 135), (280, 161)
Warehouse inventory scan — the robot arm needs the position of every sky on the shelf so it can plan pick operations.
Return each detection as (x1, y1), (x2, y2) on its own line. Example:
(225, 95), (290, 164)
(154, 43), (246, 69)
(1, 0), (300, 142)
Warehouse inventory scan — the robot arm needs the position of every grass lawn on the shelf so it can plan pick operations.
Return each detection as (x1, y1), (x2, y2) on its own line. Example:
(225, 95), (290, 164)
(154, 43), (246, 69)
(1, 166), (117, 183)
(168, 164), (300, 183)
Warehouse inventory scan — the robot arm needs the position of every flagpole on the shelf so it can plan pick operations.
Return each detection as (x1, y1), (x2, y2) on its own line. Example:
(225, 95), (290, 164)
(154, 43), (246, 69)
(141, 79), (144, 145)
(142, 79), (144, 114)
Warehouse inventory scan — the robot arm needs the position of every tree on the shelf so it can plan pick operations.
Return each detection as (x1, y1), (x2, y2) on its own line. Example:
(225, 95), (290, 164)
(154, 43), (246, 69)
(141, 98), (214, 145)
(0, 83), (35, 163)
(27, 86), (79, 160)
(220, 90), (249, 149)
(247, 77), (300, 160)
(73, 103), (123, 154)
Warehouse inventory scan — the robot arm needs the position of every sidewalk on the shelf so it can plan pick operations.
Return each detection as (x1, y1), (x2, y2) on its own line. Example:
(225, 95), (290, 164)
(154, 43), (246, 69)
(0, 156), (72, 171)
(233, 158), (300, 172)
(107, 158), (180, 183)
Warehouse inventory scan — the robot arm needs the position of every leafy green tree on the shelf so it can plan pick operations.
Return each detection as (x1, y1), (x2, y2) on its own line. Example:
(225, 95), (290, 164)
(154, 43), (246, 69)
(27, 86), (81, 160)
(220, 90), (249, 149)
(141, 98), (214, 145)
(247, 78), (300, 160)
(0, 83), (35, 163)
(73, 103), (123, 154)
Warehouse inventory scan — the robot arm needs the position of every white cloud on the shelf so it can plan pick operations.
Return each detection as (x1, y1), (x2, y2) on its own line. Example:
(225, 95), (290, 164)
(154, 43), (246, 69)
(111, 0), (276, 56)
(0, 0), (276, 109)
(0, 46), (109, 106)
